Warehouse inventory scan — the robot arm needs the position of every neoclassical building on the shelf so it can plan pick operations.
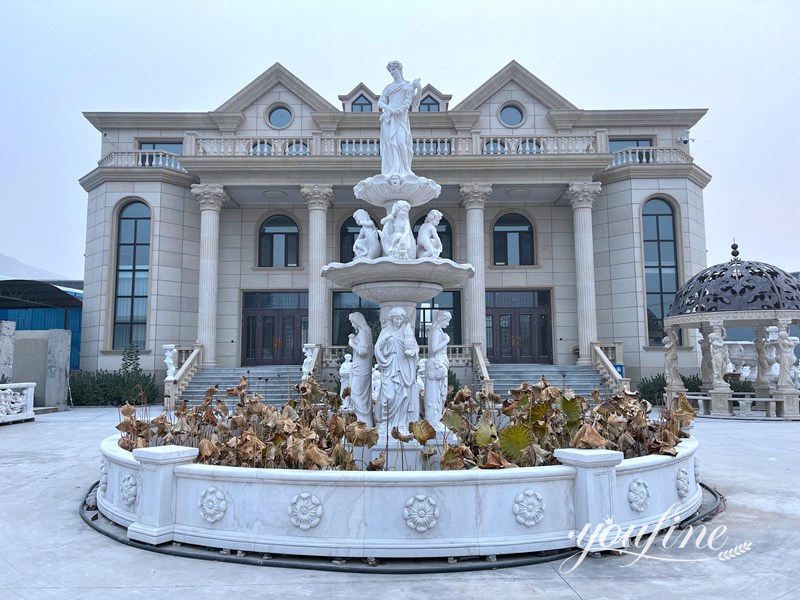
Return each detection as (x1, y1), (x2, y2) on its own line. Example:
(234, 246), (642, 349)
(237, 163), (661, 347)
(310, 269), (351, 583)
(79, 61), (710, 384)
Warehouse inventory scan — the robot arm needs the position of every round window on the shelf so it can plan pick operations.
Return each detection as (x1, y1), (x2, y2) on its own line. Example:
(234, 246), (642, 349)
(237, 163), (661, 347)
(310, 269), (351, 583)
(267, 106), (292, 129)
(499, 104), (524, 127)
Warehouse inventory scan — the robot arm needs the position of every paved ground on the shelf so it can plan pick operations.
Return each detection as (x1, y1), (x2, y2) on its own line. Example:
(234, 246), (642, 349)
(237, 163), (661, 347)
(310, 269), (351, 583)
(0, 407), (798, 600)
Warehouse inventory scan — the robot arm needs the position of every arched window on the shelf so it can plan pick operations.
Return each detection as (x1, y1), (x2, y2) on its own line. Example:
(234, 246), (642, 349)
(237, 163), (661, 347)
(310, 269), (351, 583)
(259, 215), (299, 267)
(250, 141), (273, 156)
(493, 213), (534, 266)
(419, 96), (439, 112)
(352, 94), (373, 112)
(340, 215), (365, 262)
(113, 201), (150, 350)
(412, 214), (453, 260)
(643, 198), (679, 345)
(285, 141), (309, 156)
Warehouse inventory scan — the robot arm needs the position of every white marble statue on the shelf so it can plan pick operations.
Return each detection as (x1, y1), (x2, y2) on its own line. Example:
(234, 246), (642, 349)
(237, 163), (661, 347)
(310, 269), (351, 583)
(380, 200), (416, 259)
(347, 312), (374, 426)
(301, 343), (315, 381)
(339, 353), (353, 398)
(378, 60), (421, 178)
(425, 310), (451, 429)
(662, 330), (681, 388)
(352, 209), (381, 260)
(374, 306), (419, 433)
(371, 365), (381, 405)
(162, 344), (177, 378)
(776, 331), (797, 388)
(416, 209), (444, 259)
(755, 332), (770, 385)
(709, 331), (726, 387)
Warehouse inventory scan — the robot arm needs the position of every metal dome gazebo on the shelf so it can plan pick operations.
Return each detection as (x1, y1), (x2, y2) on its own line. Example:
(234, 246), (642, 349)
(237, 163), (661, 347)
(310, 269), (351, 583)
(663, 244), (800, 417)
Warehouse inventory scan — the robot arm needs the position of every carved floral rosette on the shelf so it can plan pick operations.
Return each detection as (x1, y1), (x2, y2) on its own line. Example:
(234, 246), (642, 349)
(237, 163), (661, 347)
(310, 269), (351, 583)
(694, 457), (701, 483)
(289, 492), (323, 530)
(676, 468), (690, 499)
(98, 459), (108, 495)
(404, 494), (439, 532)
(512, 489), (545, 527)
(120, 474), (138, 508)
(199, 486), (228, 523)
(627, 479), (650, 512)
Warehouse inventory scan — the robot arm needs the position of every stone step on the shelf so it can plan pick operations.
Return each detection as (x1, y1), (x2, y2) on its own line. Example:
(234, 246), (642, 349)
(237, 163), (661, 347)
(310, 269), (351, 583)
(486, 364), (603, 398)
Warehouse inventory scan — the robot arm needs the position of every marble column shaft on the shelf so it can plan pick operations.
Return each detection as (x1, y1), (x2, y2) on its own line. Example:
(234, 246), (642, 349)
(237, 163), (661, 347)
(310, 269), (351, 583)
(459, 184), (491, 351)
(567, 182), (601, 366)
(191, 184), (227, 367)
(301, 184), (333, 345)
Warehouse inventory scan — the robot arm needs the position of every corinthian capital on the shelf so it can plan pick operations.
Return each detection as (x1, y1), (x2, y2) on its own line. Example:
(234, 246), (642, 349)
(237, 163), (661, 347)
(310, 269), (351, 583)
(459, 183), (492, 210)
(300, 184), (333, 210)
(566, 182), (602, 210)
(191, 183), (228, 211)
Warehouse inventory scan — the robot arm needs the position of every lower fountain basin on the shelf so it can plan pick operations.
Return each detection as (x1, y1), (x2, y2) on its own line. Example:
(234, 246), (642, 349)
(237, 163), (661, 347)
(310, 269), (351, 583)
(98, 435), (702, 558)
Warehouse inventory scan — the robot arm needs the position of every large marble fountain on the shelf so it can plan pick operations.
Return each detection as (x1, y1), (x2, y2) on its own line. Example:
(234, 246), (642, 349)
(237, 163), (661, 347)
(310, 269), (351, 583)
(97, 61), (701, 561)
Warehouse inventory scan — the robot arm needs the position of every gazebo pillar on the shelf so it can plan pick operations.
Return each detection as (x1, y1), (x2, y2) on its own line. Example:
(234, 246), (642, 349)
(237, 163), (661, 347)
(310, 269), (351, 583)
(773, 319), (800, 417)
(698, 324), (713, 395)
(753, 326), (772, 399)
(708, 319), (734, 416)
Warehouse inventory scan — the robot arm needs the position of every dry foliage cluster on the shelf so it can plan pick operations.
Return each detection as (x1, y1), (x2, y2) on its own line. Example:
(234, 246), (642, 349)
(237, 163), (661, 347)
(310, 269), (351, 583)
(116, 376), (696, 471)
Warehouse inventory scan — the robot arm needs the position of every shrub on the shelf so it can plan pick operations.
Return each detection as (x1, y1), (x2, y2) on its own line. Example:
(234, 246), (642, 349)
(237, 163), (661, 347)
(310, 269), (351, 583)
(70, 369), (159, 406)
(636, 373), (666, 403)
(729, 379), (755, 394)
(680, 373), (703, 393)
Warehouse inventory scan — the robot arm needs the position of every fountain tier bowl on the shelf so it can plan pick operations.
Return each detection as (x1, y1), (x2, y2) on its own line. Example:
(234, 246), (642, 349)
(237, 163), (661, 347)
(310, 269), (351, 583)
(98, 436), (702, 558)
(321, 257), (475, 304)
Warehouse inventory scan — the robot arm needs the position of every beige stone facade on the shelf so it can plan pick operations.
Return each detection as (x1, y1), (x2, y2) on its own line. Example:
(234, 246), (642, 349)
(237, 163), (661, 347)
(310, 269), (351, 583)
(79, 61), (711, 384)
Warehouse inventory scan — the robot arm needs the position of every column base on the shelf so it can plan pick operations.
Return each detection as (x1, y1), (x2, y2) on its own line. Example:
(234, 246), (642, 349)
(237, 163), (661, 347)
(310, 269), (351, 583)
(709, 390), (734, 416)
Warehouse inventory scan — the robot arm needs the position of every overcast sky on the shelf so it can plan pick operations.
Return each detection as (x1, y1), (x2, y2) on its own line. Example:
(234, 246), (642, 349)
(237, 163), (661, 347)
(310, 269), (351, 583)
(1, 0), (797, 279)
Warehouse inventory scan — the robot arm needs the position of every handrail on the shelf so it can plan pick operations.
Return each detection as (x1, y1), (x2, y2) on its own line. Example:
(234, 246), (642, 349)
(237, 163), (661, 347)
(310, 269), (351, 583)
(591, 342), (630, 394)
(607, 146), (693, 169)
(308, 344), (322, 379)
(164, 345), (202, 409)
(98, 150), (184, 171)
(472, 344), (494, 395)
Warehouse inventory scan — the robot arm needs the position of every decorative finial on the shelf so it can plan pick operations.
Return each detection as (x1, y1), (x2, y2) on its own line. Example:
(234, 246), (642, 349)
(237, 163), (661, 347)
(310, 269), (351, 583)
(730, 241), (739, 262)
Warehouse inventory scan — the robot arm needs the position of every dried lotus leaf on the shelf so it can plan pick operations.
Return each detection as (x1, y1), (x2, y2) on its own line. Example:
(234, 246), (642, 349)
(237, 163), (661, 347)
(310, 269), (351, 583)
(391, 426), (414, 443)
(120, 403), (136, 418)
(409, 419), (436, 445)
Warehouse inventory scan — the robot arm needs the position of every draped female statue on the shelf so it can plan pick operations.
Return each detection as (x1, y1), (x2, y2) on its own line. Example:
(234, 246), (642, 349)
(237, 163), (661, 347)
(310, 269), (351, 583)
(424, 310), (451, 429)
(374, 306), (419, 433)
(347, 312), (374, 426)
(378, 60), (421, 178)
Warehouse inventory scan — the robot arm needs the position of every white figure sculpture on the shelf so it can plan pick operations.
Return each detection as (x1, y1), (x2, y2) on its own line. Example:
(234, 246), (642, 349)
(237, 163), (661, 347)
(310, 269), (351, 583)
(162, 344), (177, 378)
(301, 343), (315, 381)
(416, 209), (444, 259)
(374, 306), (419, 433)
(662, 330), (681, 388)
(755, 332), (770, 385)
(425, 310), (451, 429)
(352, 209), (381, 260)
(776, 331), (797, 388)
(378, 60), (421, 178)
(709, 331), (726, 387)
(339, 353), (353, 398)
(347, 313), (374, 426)
(371, 365), (381, 405)
(699, 329), (713, 386)
(380, 200), (416, 259)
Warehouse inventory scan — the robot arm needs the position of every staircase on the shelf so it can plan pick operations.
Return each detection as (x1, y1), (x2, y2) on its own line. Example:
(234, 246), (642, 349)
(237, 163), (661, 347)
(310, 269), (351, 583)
(177, 365), (307, 407)
(486, 364), (605, 400)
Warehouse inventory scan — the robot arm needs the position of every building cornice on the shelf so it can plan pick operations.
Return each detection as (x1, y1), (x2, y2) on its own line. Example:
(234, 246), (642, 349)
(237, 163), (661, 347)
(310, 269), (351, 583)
(557, 108), (708, 129)
(83, 112), (218, 131)
(78, 167), (198, 192)
(596, 163), (712, 189)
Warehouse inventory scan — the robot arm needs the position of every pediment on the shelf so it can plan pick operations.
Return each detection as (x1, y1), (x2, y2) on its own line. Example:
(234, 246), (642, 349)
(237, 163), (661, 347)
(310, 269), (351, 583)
(417, 84), (452, 111)
(214, 62), (338, 114)
(338, 83), (379, 111)
(452, 60), (577, 111)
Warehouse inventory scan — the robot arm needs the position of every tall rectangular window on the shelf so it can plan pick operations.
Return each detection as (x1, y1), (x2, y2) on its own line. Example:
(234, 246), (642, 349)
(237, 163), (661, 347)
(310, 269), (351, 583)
(643, 198), (678, 345)
(113, 201), (150, 350)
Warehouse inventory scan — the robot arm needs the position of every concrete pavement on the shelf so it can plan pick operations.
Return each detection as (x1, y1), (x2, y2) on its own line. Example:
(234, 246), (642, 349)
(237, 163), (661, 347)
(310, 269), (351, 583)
(0, 407), (798, 600)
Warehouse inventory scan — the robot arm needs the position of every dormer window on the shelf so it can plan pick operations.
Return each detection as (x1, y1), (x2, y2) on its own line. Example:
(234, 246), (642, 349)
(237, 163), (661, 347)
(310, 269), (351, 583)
(352, 94), (373, 112)
(419, 96), (440, 112)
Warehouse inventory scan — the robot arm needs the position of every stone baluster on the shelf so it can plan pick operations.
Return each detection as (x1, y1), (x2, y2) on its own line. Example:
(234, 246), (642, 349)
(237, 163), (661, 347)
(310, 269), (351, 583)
(301, 184), (333, 345)
(459, 184), (491, 352)
(191, 183), (228, 367)
(566, 182), (601, 366)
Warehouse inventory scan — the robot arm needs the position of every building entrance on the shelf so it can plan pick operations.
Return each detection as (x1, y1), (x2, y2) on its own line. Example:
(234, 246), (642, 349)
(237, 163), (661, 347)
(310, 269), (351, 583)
(485, 290), (552, 364)
(242, 292), (308, 365)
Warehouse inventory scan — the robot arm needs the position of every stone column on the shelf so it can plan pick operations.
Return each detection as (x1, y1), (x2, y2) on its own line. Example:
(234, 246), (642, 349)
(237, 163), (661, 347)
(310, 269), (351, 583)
(191, 184), (227, 367)
(0, 321), (16, 381)
(566, 182), (601, 366)
(459, 184), (491, 352)
(773, 319), (799, 417)
(708, 319), (733, 416)
(301, 184), (333, 345)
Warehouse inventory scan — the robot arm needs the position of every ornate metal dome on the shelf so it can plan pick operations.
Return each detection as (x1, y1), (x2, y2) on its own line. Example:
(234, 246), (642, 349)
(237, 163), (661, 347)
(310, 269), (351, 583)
(667, 244), (800, 316)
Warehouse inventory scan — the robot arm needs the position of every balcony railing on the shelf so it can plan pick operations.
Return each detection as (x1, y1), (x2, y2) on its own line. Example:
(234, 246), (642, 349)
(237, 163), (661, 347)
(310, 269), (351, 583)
(182, 131), (607, 158)
(98, 150), (184, 171)
(607, 146), (693, 169)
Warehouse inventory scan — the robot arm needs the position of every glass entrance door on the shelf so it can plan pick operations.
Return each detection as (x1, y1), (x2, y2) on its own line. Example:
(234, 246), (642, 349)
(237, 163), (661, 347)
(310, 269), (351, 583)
(485, 290), (552, 364)
(242, 292), (308, 365)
